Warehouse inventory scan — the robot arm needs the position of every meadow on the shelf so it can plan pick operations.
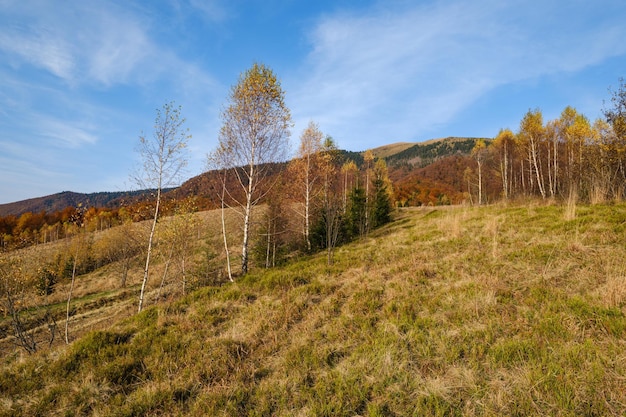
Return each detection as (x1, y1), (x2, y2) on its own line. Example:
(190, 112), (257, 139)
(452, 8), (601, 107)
(1, 201), (626, 416)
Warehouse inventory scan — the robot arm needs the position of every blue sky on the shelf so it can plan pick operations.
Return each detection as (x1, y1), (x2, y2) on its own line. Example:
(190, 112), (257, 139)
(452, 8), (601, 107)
(1, 0), (625, 204)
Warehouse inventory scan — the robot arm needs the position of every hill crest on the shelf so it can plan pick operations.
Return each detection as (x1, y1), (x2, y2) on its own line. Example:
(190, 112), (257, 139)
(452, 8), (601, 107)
(0, 137), (487, 216)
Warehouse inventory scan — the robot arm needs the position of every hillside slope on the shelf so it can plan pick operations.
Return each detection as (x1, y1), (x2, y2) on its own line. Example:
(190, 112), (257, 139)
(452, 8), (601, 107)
(368, 142), (417, 159)
(0, 137), (486, 217)
(386, 137), (489, 167)
(2, 203), (626, 416)
(0, 190), (164, 217)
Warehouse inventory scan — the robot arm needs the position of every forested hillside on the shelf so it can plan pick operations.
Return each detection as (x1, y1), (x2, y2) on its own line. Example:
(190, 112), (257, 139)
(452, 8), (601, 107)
(0, 190), (162, 218)
(386, 137), (488, 167)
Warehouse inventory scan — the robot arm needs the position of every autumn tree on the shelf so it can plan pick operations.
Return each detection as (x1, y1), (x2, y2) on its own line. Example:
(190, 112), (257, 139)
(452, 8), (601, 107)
(519, 109), (547, 199)
(211, 63), (291, 275)
(155, 198), (198, 302)
(134, 101), (190, 312)
(1, 255), (56, 353)
(96, 212), (143, 288)
(585, 119), (614, 203)
(471, 139), (489, 204)
(363, 150), (375, 233)
(341, 160), (358, 212)
(604, 77), (626, 144)
(491, 129), (515, 200)
(603, 77), (626, 196)
(288, 121), (324, 252)
(320, 137), (342, 265)
(557, 106), (589, 198)
(64, 205), (87, 344)
(255, 180), (290, 268)
(544, 119), (560, 198)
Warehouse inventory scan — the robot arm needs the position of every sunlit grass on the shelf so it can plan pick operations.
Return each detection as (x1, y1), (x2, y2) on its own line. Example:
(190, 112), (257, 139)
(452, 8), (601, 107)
(2, 202), (626, 415)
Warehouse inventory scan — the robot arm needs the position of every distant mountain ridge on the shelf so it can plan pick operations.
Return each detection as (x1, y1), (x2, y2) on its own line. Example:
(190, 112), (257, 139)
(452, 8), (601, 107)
(383, 137), (489, 167)
(0, 190), (164, 217)
(0, 137), (488, 217)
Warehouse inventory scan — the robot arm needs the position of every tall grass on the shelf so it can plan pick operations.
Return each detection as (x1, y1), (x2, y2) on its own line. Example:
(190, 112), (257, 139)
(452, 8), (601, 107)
(2, 202), (626, 416)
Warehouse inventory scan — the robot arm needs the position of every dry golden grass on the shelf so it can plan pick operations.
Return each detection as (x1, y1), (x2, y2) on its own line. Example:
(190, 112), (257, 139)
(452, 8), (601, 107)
(2, 202), (626, 416)
(368, 141), (418, 159)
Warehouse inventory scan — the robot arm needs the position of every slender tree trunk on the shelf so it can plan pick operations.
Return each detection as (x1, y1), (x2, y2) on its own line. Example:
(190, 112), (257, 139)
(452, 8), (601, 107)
(138, 187), (161, 313)
(156, 242), (175, 304)
(365, 168), (370, 234)
(242, 198), (251, 274)
(121, 260), (129, 288)
(241, 162), (255, 275)
(547, 142), (554, 197)
(272, 231), (277, 268)
(477, 160), (483, 205)
(531, 140), (546, 198)
(220, 178), (233, 282)
(501, 143), (509, 200)
(181, 256), (186, 295)
(553, 136), (559, 197)
(305, 169), (311, 252)
(520, 158), (526, 195)
(343, 169), (348, 213)
(65, 247), (78, 344)
(265, 216), (272, 268)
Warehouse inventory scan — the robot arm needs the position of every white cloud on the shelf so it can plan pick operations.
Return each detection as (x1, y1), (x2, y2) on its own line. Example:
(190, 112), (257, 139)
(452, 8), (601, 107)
(188, 0), (229, 22)
(37, 117), (98, 148)
(0, 26), (75, 79)
(290, 0), (626, 148)
(0, 1), (146, 86)
(85, 13), (152, 86)
(0, 0), (219, 92)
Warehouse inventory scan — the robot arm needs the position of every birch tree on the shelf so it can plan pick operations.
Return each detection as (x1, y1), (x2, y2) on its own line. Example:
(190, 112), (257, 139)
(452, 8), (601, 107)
(341, 160), (358, 212)
(471, 139), (488, 205)
(492, 128), (515, 200)
(603, 78), (626, 196)
(320, 137), (342, 265)
(212, 63), (291, 275)
(65, 205), (86, 344)
(134, 101), (190, 313)
(604, 77), (626, 144)
(519, 109), (546, 199)
(288, 121), (324, 251)
(363, 150), (374, 234)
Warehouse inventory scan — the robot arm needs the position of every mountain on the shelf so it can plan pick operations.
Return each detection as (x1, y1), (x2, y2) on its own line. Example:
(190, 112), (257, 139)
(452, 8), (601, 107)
(368, 141), (418, 159)
(0, 137), (488, 217)
(384, 136), (489, 167)
(0, 190), (162, 217)
(378, 137), (491, 206)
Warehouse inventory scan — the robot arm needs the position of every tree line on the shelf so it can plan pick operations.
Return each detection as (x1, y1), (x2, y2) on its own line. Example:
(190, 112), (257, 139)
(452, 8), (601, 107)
(464, 78), (626, 205)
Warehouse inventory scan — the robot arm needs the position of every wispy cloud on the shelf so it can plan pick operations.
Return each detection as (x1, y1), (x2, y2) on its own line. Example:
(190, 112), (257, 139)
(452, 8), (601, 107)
(290, 0), (626, 147)
(188, 0), (229, 22)
(0, 0), (219, 91)
(0, 25), (75, 79)
(85, 12), (152, 86)
(36, 116), (98, 148)
(0, 2), (143, 86)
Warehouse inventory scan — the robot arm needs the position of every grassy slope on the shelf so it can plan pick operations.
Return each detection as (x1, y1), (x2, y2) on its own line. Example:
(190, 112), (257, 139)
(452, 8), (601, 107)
(368, 142), (418, 159)
(2, 203), (626, 416)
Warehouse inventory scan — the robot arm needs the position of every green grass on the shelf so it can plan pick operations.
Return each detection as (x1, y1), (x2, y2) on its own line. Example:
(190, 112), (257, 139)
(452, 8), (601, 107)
(2, 202), (626, 416)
